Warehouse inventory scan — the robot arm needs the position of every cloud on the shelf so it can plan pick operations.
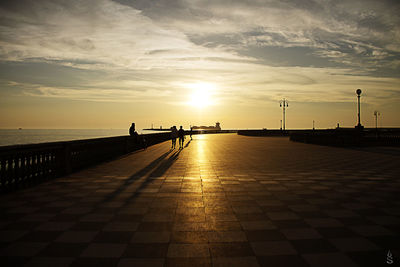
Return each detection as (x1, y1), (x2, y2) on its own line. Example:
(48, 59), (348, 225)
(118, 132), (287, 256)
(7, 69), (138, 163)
(0, 0), (247, 71)
(8, 80), (172, 103)
(0, 0), (399, 109)
(1, 0), (399, 75)
(113, 0), (400, 73)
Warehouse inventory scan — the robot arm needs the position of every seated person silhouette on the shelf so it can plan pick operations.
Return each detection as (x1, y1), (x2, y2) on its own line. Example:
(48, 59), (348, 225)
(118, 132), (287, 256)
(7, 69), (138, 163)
(129, 122), (139, 143)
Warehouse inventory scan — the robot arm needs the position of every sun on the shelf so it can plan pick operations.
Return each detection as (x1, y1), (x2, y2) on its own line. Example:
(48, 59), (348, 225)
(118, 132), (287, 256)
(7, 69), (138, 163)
(190, 88), (211, 107)
(187, 82), (215, 108)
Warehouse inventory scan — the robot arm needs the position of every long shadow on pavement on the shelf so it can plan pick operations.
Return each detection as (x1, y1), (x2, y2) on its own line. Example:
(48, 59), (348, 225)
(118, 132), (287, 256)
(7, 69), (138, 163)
(103, 143), (191, 203)
(103, 150), (173, 202)
(184, 139), (192, 148)
(115, 149), (183, 204)
(145, 149), (181, 177)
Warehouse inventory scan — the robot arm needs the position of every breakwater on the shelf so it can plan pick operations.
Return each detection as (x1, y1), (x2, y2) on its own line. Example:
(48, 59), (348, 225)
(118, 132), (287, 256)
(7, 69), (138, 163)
(237, 129), (290, 136)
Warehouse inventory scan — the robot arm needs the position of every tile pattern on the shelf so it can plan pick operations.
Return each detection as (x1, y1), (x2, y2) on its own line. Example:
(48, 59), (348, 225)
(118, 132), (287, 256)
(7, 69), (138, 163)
(1, 134), (399, 266)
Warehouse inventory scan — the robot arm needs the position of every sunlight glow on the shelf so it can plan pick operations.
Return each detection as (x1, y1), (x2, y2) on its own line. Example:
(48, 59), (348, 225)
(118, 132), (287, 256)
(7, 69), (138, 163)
(186, 82), (216, 108)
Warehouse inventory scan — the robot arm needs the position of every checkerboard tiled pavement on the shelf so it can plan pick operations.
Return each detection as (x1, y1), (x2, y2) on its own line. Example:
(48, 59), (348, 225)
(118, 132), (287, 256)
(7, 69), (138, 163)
(1, 134), (399, 267)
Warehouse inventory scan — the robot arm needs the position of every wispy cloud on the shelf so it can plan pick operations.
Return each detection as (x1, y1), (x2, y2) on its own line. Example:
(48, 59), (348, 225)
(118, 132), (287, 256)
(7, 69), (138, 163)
(123, 0), (400, 72)
(0, 0), (399, 126)
(8, 80), (172, 103)
(1, 0), (399, 71)
(0, 0), (250, 71)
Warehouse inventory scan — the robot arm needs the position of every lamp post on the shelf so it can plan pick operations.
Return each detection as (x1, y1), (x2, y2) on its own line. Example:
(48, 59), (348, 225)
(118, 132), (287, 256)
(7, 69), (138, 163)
(355, 89), (363, 130)
(279, 99), (289, 131)
(374, 111), (380, 129)
(374, 110), (380, 138)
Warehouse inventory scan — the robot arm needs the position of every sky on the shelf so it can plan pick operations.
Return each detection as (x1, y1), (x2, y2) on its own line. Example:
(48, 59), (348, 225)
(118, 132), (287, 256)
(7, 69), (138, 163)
(0, 0), (399, 129)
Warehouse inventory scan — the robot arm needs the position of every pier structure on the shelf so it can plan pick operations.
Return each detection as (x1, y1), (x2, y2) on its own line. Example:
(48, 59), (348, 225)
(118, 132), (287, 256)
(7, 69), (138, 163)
(0, 134), (399, 266)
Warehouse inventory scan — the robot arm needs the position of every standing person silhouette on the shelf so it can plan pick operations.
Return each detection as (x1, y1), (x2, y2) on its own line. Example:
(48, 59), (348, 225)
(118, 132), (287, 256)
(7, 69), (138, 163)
(190, 126), (193, 140)
(171, 126), (178, 149)
(178, 126), (185, 149)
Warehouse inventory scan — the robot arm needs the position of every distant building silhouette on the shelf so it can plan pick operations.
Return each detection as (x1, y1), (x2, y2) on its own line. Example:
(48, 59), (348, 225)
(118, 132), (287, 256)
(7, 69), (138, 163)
(192, 122), (221, 130)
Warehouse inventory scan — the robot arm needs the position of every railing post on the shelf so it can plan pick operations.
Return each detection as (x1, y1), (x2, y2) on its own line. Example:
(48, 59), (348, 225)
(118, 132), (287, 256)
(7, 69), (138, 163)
(0, 158), (6, 191)
(65, 143), (72, 174)
(57, 143), (72, 176)
(125, 136), (129, 154)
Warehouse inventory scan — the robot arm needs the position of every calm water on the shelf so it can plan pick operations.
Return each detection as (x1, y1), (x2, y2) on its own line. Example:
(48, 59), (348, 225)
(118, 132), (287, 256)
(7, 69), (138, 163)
(0, 129), (164, 147)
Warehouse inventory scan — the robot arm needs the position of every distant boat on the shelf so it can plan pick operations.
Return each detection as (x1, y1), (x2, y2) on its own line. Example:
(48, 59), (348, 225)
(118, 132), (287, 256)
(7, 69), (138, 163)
(192, 122), (221, 131)
(18, 128), (22, 130)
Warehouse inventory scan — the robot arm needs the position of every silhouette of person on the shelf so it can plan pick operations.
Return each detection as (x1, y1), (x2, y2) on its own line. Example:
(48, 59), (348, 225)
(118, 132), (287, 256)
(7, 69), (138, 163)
(190, 126), (193, 140)
(171, 126), (178, 149)
(178, 126), (185, 149)
(129, 122), (139, 143)
(129, 123), (135, 136)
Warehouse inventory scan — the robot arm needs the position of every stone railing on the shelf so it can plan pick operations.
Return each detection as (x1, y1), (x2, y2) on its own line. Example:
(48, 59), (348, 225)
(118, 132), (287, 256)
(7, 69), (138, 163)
(0, 133), (170, 192)
(237, 129), (290, 136)
(289, 128), (400, 147)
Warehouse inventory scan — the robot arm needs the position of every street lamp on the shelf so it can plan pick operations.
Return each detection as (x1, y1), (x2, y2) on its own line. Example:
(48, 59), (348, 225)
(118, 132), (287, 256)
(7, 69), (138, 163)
(279, 99), (289, 131)
(374, 111), (380, 129)
(355, 89), (363, 130)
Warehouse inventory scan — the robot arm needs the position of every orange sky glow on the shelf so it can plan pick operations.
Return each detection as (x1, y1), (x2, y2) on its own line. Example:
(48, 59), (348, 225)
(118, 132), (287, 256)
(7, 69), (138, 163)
(0, 0), (399, 130)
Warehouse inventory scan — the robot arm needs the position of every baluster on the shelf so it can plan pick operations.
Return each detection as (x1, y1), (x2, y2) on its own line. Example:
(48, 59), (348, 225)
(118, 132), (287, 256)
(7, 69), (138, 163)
(34, 153), (39, 181)
(38, 152), (43, 181)
(31, 154), (35, 183)
(46, 152), (50, 178)
(50, 151), (54, 178)
(25, 154), (31, 186)
(42, 152), (46, 179)
(41, 152), (45, 180)
(31, 153), (36, 182)
(8, 157), (15, 189)
(43, 152), (48, 179)
(35, 152), (39, 181)
(50, 150), (55, 177)
(15, 155), (21, 187)
(28, 153), (32, 182)
(38, 153), (42, 180)
(0, 157), (6, 190)
(21, 154), (27, 184)
(5, 158), (10, 189)
(27, 153), (32, 181)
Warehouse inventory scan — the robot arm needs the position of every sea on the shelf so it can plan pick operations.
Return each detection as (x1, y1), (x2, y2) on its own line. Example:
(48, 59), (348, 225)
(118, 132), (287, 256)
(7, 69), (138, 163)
(0, 129), (165, 147)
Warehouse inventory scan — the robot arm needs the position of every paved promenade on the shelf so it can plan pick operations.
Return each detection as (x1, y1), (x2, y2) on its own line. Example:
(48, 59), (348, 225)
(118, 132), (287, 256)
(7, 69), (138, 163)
(1, 134), (399, 267)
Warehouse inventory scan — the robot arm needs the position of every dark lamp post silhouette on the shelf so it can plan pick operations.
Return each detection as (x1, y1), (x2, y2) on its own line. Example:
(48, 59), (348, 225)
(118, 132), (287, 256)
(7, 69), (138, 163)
(374, 111), (380, 129)
(279, 99), (289, 131)
(355, 89), (363, 130)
